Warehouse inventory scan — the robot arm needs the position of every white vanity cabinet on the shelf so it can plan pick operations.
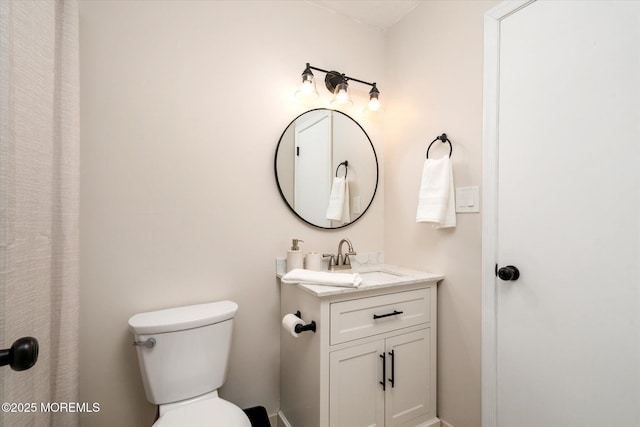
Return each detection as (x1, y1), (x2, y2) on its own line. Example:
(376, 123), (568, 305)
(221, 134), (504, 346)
(329, 327), (432, 427)
(279, 268), (441, 427)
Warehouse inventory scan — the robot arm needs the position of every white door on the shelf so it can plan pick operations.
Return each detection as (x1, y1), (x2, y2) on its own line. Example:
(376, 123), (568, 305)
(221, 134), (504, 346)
(294, 110), (332, 227)
(385, 328), (433, 427)
(483, 1), (640, 426)
(330, 341), (385, 427)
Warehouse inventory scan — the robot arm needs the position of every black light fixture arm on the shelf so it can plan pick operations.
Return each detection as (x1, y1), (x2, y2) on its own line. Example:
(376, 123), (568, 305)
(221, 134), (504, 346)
(306, 63), (331, 75)
(305, 63), (378, 90)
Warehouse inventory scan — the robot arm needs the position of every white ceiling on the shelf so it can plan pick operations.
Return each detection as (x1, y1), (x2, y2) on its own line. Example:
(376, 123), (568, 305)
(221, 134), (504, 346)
(306, 1), (422, 30)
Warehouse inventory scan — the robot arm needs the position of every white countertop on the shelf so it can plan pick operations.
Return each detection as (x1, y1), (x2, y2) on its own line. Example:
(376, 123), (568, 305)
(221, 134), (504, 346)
(277, 263), (444, 297)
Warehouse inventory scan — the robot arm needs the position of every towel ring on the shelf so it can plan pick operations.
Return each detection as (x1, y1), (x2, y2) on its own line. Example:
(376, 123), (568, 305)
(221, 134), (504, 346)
(335, 160), (348, 178)
(426, 133), (452, 159)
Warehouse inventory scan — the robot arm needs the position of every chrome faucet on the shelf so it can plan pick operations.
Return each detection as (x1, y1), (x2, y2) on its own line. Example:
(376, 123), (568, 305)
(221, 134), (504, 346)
(324, 238), (357, 271)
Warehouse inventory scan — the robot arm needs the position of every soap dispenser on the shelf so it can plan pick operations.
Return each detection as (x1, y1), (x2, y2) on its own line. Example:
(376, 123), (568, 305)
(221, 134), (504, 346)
(286, 239), (304, 272)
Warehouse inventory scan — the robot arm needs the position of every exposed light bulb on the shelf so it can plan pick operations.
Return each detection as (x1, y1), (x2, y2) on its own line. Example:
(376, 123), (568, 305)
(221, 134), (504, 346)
(336, 88), (349, 104)
(295, 63), (319, 100)
(331, 81), (352, 106)
(368, 97), (380, 111)
(300, 80), (315, 95)
(367, 83), (380, 112)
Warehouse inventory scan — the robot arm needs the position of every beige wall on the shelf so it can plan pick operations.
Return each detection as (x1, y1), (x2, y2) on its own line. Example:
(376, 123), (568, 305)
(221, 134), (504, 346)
(78, 1), (385, 425)
(80, 1), (502, 426)
(384, 2), (499, 427)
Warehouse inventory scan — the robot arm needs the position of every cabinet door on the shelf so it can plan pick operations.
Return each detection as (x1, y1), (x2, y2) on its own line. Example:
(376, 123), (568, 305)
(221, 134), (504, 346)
(385, 328), (433, 427)
(330, 341), (385, 427)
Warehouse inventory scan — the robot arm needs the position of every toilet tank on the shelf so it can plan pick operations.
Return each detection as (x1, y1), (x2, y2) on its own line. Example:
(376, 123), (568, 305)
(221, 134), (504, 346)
(128, 301), (238, 405)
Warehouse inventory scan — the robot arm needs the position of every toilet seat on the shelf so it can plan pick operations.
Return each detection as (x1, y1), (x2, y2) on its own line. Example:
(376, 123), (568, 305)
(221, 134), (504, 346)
(153, 396), (251, 427)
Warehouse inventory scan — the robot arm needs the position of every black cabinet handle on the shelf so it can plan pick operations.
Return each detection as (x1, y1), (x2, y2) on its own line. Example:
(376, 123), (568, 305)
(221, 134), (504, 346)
(379, 353), (386, 391)
(373, 310), (403, 320)
(388, 350), (395, 388)
(0, 337), (39, 371)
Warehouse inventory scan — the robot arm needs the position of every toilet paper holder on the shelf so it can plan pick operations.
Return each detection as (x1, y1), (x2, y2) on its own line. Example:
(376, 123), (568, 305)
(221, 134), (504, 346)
(294, 311), (316, 334)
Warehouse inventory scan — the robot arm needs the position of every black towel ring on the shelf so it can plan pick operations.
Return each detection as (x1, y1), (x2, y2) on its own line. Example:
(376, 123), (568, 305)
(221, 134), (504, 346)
(335, 160), (348, 178)
(426, 133), (453, 159)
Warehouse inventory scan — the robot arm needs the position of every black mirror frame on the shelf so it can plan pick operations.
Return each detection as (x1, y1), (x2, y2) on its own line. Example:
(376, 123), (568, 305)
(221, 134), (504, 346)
(274, 108), (379, 229)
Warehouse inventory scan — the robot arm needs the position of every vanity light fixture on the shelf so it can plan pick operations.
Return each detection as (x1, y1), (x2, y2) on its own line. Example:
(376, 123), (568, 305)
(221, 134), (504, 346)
(297, 63), (381, 111)
(368, 83), (380, 112)
(295, 63), (319, 98)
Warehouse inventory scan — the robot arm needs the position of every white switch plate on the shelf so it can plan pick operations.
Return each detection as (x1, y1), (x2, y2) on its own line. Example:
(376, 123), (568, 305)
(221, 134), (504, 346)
(455, 186), (480, 213)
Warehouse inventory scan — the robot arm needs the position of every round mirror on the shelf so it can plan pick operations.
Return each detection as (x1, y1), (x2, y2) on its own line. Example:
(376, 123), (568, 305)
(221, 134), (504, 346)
(274, 109), (379, 229)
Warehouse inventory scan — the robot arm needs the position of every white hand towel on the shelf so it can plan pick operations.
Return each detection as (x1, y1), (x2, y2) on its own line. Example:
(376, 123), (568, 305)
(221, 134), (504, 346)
(416, 156), (456, 228)
(341, 179), (351, 223)
(326, 177), (346, 221)
(281, 268), (362, 288)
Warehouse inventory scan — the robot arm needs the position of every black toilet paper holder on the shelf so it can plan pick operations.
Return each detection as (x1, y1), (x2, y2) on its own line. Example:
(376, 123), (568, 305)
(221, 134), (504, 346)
(294, 311), (316, 334)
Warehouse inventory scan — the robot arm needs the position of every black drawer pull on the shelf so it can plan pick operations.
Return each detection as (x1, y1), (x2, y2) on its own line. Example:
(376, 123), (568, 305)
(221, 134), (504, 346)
(373, 310), (403, 320)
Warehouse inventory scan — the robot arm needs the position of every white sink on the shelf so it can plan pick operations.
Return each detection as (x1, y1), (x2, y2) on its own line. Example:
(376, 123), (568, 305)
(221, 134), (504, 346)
(359, 270), (405, 284)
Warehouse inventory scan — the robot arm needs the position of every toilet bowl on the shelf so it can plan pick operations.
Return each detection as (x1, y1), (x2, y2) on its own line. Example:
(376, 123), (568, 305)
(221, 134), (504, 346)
(153, 391), (250, 427)
(128, 301), (251, 427)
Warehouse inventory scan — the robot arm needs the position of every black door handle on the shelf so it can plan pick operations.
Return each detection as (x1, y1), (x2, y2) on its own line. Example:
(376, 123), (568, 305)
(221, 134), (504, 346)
(497, 265), (520, 281)
(0, 337), (39, 371)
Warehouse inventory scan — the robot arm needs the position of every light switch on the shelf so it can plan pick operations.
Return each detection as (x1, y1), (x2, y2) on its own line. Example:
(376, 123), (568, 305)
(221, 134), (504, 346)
(455, 186), (480, 213)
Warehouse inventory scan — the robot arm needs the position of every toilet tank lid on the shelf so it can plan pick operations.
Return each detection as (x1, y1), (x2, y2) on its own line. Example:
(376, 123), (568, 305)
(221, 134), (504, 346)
(128, 301), (238, 334)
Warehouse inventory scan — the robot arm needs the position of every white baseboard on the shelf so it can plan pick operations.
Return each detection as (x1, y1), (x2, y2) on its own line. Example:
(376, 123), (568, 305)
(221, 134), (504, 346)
(276, 410), (292, 427)
(416, 417), (441, 427)
(275, 412), (441, 427)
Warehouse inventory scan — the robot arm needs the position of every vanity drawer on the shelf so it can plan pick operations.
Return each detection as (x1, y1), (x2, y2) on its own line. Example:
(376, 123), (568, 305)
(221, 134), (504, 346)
(330, 288), (431, 345)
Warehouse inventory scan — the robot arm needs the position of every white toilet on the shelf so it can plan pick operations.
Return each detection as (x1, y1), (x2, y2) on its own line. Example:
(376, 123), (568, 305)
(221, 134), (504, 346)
(128, 300), (252, 427)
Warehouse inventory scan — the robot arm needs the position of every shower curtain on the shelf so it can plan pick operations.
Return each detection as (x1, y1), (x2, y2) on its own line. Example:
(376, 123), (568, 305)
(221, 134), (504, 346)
(0, 0), (79, 426)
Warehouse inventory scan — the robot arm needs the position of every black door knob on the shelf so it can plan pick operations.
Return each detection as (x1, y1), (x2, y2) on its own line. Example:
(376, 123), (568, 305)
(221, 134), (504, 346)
(0, 337), (39, 371)
(497, 265), (520, 281)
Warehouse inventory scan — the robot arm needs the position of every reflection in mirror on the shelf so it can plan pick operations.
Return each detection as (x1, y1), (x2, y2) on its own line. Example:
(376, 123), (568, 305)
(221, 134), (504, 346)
(274, 109), (378, 229)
